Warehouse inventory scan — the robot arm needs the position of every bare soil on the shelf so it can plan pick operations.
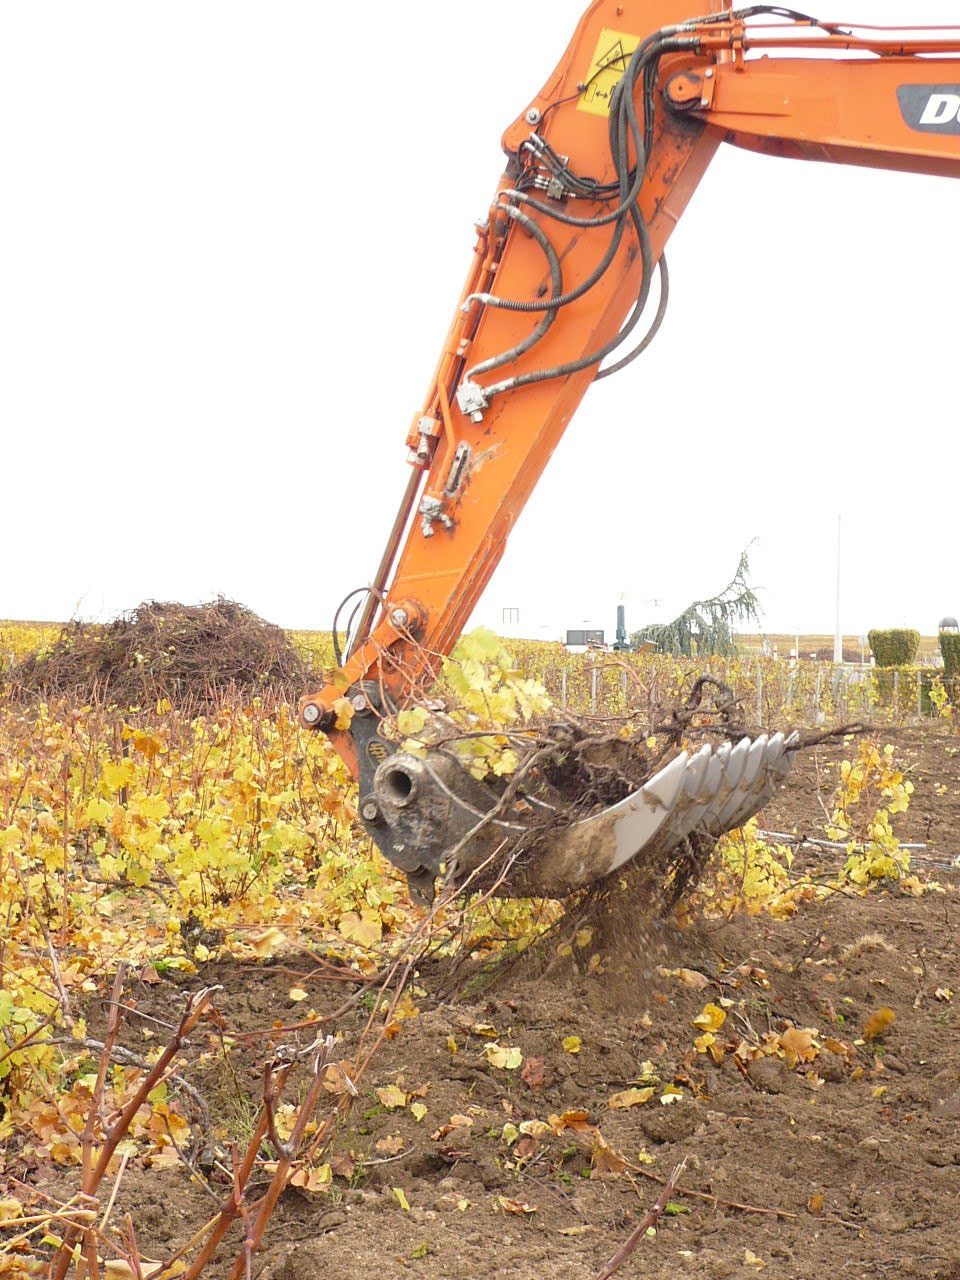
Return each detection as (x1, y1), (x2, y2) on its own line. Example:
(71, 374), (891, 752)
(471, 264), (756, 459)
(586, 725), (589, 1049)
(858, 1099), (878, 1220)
(27, 725), (960, 1279)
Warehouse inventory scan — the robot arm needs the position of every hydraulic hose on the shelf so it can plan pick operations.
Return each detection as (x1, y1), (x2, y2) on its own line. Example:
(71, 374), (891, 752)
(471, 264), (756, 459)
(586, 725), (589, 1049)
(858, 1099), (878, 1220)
(464, 203), (563, 381)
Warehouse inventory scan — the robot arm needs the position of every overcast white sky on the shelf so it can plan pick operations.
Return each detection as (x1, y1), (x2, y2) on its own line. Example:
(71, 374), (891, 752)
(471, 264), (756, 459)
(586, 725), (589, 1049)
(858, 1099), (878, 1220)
(2, 3), (957, 642)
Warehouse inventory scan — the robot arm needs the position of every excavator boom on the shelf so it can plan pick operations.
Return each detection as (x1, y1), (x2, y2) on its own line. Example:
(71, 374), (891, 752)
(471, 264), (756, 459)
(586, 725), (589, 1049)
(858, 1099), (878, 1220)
(300, 5), (960, 903)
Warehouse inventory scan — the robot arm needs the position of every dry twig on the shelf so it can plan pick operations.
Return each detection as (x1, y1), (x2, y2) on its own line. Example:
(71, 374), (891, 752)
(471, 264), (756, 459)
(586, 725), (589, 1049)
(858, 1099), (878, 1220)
(592, 1157), (687, 1280)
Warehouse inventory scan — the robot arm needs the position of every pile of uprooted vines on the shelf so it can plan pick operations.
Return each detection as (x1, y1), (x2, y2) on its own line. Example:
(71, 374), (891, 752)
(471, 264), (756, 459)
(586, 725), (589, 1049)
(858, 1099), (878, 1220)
(6, 597), (309, 711)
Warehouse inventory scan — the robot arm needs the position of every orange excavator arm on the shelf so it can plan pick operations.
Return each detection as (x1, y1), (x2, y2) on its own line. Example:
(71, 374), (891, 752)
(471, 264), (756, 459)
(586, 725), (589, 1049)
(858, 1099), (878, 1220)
(300, 5), (960, 903)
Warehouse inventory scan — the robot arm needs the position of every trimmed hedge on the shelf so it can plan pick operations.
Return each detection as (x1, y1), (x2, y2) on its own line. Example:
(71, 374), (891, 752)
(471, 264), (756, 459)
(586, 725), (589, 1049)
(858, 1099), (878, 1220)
(940, 632), (960, 679)
(868, 629), (920, 667)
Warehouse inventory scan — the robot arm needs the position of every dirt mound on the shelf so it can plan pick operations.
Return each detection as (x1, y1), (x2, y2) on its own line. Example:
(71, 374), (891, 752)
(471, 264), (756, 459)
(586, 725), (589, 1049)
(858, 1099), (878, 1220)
(7, 597), (308, 710)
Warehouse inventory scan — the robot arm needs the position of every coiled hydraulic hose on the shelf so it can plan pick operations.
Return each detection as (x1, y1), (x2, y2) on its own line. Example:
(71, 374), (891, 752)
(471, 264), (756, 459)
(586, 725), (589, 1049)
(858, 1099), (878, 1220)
(465, 203), (563, 381)
(460, 30), (692, 405)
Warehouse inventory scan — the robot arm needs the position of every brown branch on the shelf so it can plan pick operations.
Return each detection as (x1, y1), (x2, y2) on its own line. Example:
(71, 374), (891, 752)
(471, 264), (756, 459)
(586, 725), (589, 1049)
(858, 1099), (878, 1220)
(224, 1043), (338, 1280)
(592, 1157), (687, 1280)
(176, 1105), (274, 1280)
(624, 1160), (859, 1228)
(627, 1160), (795, 1219)
(49, 973), (218, 1280)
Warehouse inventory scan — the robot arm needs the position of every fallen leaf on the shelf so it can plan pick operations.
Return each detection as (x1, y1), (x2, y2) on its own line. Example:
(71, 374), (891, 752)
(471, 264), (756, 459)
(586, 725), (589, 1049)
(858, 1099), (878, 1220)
(431, 1114), (473, 1140)
(660, 1086), (684, 1105)
(808, 1192), (825, 1214)
(484, 1042), (523, 1070)
(780, 1026), (819, 1065)
(375, 1085), (408, 1110)
(744, 1248), (766, 1269)
(376, 1135), (405, 1155)
(515, 1136), (539, 1162)
(291, 1163), (332, 1193)
(822, 1036), (851, 1056)
(330, 1152), (356, 1179)
(692, 1003), (726, 1033)
(0, 1199), (23, 1225)
(409, 1102), (428, 1123)
(590, 1133), (626, 1179)
(497, 1197), (538, 1215)
(322, 1059), (356, 1096)
(678, 968), (711, 990)
(393, 1186), (411, 1211)
(608, 1087), (654, 1109)
(562, 1035), (581, 1054)
(548, 1109), (592, 1134)
(559, 1225), (594, 1236)
(287, 987), (308, 1002)
(105, 1264), (140, 1280)
(863, 1008), (896, 1042)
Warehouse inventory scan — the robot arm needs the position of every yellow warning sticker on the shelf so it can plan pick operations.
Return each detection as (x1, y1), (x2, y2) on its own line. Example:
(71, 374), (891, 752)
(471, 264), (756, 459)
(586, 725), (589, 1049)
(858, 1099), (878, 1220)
(577, 28), (641, 117)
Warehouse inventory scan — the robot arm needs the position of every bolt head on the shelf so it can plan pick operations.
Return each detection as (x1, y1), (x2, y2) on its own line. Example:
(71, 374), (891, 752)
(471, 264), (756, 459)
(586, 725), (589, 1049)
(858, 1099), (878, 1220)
(361, 799), (379, 823)
(390, 608), (409, 628)
(302, 702), (321, 725)
(351, 693), (368, 713)
(525, 107), (542, 125)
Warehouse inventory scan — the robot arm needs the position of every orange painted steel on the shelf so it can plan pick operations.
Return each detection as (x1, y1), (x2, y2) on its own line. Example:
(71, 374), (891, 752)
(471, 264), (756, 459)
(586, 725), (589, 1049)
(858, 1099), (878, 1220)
(300, 4), (960, 770)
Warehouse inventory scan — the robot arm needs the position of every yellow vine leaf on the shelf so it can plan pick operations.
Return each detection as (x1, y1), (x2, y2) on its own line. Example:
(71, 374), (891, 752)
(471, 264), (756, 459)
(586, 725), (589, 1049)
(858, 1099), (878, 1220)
(376, 1085), (408, 1110)
(692, 1004), (726, 1033)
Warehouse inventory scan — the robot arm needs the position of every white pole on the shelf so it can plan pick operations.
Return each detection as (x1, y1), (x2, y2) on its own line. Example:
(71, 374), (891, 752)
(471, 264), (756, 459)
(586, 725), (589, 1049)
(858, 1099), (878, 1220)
(833, 514), (843, 664)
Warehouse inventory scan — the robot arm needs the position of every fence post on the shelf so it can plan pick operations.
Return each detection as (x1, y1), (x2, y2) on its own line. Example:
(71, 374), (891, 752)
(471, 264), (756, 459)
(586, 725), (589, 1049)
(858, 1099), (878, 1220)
(893, 670), (900, 719)
(590, 666), (598, 715)
(813, 668), (822, 721)
(755, 665), (763, 724)
(561, 668), (567, 710)
(917, 670), (922, 720)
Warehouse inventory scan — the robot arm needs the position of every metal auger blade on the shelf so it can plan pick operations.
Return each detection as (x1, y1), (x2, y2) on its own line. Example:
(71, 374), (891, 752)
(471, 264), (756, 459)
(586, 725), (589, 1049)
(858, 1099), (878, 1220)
(503, 731), (801, 899)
